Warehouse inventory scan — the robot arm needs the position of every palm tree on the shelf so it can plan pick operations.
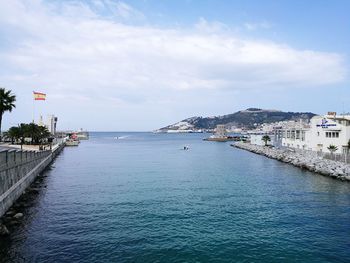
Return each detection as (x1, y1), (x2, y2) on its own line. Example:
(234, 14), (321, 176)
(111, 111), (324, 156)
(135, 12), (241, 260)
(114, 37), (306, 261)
(5, 124), (27, 149)
(327, 144), (338, 160)
(23, 123), (50, 145)
(18, 123), (29, 149)
(35, 125), (50, 145)
(261, 135), (271, 146)
(0, 88), (16, 142)
(4, 126), (21, 144)
(328, 144), (338, 153)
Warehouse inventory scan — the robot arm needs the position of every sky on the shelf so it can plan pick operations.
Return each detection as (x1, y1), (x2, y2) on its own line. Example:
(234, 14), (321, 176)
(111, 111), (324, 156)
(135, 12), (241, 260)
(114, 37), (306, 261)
(0, 0), (349, 131)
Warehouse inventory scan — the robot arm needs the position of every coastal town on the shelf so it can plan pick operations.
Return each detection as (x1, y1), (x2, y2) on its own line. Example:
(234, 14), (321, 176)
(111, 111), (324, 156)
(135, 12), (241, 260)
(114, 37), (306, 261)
(235, 112), (350, 180)
(153, 109), (350, 179)
(1, 86), (349, 237)
(1, 0), (350, 261)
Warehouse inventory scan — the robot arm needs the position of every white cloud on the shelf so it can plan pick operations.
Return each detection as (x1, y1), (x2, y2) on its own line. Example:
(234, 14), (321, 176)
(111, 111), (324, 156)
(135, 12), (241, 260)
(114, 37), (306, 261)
(244, 21), (272, 31)
(195, 17), (230, 33)
(0, 0), (347, 130)
(90, 0), (145, 21)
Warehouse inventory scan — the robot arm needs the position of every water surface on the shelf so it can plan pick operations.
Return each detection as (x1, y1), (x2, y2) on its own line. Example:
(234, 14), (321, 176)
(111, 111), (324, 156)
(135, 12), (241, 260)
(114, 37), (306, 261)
(1, 132), (350, 262)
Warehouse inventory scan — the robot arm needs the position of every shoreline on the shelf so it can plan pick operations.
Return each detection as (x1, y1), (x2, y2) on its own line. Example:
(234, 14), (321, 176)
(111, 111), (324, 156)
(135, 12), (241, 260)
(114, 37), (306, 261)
(0, 143), (65, 236)
(232, 142), (350, 181)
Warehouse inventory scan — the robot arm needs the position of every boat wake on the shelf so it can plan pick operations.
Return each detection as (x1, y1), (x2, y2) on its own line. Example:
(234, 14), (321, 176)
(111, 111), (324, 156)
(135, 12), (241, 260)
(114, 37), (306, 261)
(115, 136), (130, 140)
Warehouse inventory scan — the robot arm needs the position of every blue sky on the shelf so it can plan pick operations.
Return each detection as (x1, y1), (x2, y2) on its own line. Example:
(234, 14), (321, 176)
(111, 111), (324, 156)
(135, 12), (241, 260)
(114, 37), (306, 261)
(0, 0), (349, 131)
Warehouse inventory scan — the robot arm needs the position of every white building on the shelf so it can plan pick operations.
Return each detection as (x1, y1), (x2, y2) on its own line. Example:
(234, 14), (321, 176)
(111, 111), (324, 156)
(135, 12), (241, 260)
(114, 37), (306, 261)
(48, 115), (58, 135)
(249, 132), (274, 146)
(249, 120), (307, 147)
(37, 114), (58, 135)
(282, 112), (350, 154)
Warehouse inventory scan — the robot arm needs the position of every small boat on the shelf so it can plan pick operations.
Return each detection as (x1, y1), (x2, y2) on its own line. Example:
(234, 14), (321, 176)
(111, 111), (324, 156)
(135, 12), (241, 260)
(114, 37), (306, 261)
(65, 139), (79, 146)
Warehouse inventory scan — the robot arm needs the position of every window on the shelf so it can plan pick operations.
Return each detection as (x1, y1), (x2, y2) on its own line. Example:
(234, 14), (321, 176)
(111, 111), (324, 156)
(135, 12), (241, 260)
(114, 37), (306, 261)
(291, 130), (295, 140)
(326, 131), (340, 138)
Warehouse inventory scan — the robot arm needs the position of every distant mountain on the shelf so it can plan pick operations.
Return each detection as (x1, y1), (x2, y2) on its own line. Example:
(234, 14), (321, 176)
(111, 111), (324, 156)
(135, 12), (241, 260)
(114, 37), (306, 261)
(158, 108), (316, 132)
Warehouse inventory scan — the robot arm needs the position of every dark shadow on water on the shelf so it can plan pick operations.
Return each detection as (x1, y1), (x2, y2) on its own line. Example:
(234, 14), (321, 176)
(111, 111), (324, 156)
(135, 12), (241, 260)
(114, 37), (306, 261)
(0, 165), (54, 263)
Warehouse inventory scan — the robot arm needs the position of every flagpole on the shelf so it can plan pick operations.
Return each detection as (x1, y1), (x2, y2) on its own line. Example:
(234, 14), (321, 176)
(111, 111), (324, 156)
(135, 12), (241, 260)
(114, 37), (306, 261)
(32, 91), (35, 123)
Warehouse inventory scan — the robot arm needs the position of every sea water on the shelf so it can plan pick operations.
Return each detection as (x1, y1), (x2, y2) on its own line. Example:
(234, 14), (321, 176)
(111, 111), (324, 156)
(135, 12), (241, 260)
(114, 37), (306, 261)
(1, 132), (350, 262)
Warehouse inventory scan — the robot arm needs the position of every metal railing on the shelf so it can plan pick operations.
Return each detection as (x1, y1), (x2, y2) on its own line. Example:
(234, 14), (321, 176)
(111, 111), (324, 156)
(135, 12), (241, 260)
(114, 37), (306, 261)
(281, 147), (350, 164)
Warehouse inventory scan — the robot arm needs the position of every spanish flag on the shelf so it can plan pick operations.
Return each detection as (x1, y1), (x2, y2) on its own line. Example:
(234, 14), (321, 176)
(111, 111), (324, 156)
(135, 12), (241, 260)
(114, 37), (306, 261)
(33, 91), (46, 101)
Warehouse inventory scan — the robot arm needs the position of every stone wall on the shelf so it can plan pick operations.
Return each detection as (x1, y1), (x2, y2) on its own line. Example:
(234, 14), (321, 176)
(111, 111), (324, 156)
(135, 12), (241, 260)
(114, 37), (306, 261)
(232, 142), (350, 181)
(0, 144), (64, 218)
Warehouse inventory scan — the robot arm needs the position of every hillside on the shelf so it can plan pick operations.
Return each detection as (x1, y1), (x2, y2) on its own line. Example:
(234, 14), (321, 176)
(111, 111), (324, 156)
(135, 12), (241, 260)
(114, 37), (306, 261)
(158, 108), (316, 132)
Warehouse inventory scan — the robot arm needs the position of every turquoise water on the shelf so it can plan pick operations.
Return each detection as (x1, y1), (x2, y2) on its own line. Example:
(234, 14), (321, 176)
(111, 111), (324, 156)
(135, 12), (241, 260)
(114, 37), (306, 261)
(1, 132), (350, 262)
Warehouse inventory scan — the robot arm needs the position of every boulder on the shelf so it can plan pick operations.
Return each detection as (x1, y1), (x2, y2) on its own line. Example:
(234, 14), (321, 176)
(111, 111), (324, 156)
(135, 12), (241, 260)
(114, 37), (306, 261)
(233, 142), (350, 181)
(13, 213), (24, 219)
(0, 224), (10, 236)
(5, 211), (16, 217)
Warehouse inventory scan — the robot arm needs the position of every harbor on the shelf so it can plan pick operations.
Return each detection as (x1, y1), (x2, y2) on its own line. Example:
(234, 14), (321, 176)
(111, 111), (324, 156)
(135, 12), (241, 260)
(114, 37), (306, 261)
(1, 132), (350, 262)
(1, 0), (350, 262)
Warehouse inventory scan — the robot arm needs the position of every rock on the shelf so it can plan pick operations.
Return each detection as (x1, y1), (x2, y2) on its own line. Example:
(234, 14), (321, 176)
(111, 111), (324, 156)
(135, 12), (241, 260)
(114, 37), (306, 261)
(27, 187), (40, 194)
(13, 213), (23, 219)
(5, 211), (16, 217)
(0, 224), (10, 236)
(232, 142), (350, 181)
(8, 220), (20, 226)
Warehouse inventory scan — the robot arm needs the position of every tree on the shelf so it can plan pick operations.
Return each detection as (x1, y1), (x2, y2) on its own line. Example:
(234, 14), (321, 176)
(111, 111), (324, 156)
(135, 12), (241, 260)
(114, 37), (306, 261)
(18, 123), (28, 149)
(35, 125), (50, 144)
(4, 126), (21, 144)
(327, 144), (338, 155)
(0, 88), (16, 142)
(5, 123), (50, 149)
(261, 135), (271, 146)
(4, 124), (26, 149)
(23, 123), (50, 145)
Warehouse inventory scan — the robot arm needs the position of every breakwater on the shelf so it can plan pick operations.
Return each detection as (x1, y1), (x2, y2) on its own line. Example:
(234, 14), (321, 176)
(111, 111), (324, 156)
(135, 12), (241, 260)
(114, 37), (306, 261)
(232, 142), (350, 181)
(0, 144), (64, 220)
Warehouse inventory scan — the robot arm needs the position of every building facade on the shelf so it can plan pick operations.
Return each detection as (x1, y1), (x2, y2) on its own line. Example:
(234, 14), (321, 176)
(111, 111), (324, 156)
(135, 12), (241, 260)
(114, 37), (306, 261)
(282, 113), (350, 154)
(249, 132), (274, 146)
(249, 120), (306, 147)
(48, 115), (58, 135)
(37, 114), (58, 135)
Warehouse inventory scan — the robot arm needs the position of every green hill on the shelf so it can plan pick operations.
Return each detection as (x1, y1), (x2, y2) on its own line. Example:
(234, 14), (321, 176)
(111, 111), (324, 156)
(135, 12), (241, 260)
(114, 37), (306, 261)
(159, 108), (316, 131)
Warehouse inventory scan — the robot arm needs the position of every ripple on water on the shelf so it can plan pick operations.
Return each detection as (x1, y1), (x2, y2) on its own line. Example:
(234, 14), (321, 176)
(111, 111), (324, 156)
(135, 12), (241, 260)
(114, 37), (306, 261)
(1, 133), (350, 263)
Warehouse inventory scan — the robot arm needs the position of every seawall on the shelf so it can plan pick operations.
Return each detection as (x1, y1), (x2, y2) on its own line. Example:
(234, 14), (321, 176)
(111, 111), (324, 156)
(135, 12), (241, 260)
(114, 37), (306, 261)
(0, 144), (64, 218)
(232, 142), (350, 181)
